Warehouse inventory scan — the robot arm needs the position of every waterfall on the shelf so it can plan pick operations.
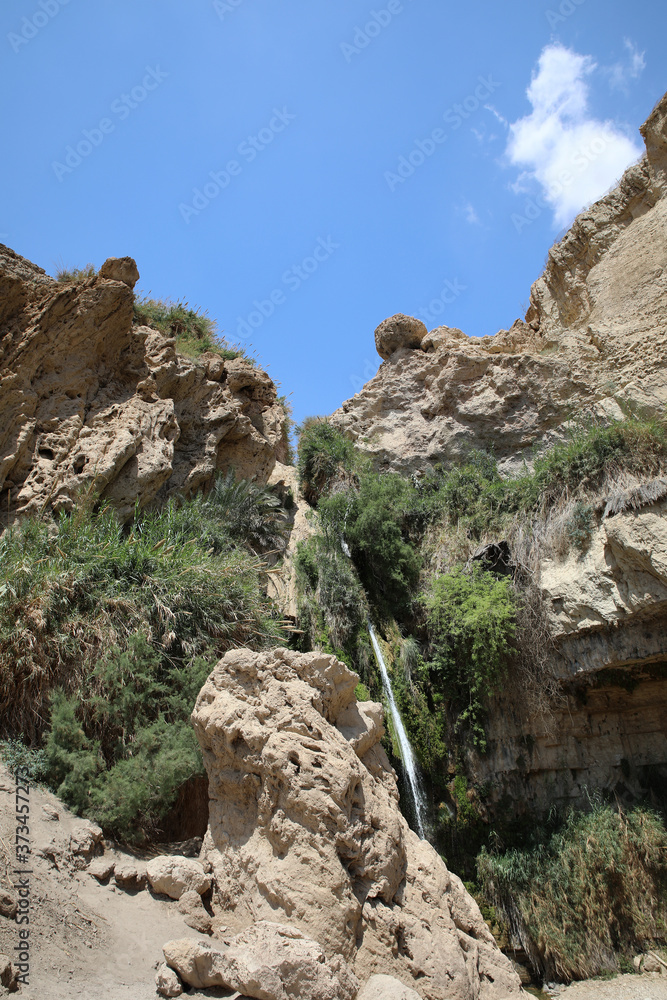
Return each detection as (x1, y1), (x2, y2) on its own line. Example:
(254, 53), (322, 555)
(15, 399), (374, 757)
(368, 623), (427, 839)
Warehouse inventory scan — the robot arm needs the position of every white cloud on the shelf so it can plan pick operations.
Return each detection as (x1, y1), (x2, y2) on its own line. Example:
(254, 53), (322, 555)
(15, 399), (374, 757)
(464, 201), (480, 225)
(607, 38), (646, 91)
(506, 44), (643, 228)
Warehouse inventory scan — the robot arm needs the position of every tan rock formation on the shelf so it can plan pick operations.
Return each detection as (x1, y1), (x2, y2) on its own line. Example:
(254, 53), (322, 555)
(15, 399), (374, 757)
(0, 245), (287, 521)
(358, 974), (422, 1000)
(267, 461), (319, 616)
(332, 93), (667, 474)
(163, 921), (359, 999)
(375, 314), (428, 361)
(146, 855), (211, 899)
(473, 487), (667, 818)
(191, 647), (521, 1000)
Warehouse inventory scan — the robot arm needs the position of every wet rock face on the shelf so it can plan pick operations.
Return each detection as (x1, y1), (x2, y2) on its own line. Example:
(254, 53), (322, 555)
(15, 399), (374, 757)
(192, 647), (521, 1000)
(0, 246), (287, 520)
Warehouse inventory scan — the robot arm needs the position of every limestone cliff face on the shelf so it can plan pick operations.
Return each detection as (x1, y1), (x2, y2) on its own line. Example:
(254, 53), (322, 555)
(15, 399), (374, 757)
(330, 92), (667, 819)
(332, 93), (667, 475)
(192, 647), (521, 1000)
(0, 246), (287, 521)
(476, 489), (667, 818)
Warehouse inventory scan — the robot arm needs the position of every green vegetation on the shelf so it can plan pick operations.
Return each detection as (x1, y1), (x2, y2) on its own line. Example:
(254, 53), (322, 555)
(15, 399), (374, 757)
(42, 637), (210, 840)
(318, 471), (421, 617)
(478, 803), (667, 981)
(296, 418), (356, 505)
(133, 295), (252, 362)
(56, 263), (96, 283)
(295, 536), (367, 651)
(422, 567), (517, 748)
(0, 474), (290, 840)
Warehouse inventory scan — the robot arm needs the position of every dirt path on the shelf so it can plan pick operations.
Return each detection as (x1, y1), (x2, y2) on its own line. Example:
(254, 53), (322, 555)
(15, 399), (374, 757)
(0, 763), (240, 999)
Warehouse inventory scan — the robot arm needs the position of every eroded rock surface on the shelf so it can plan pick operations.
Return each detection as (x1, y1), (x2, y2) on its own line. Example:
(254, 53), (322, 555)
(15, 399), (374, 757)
(332, 93), (667, 474)
(164, 921), (358, 999)
(192, 647), (521, 1000)
(0, 246), (287, 520)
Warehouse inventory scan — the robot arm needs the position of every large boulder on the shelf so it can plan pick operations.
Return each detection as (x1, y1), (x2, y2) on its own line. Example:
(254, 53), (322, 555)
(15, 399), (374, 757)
(163, 921), (358, 999)
(191, 647), (521, 1000)
(98, 255), (140, 288)
(146, 855), (211, 899)
(374, 314), (427, 360)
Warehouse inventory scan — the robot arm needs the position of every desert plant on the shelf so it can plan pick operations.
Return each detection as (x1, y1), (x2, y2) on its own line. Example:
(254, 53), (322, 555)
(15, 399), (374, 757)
(297, 419), (356, 505)
(0, 484), (285, 741)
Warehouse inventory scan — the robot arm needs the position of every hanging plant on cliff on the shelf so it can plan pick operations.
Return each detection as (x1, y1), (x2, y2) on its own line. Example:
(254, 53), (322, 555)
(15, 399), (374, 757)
(422, 566), (516, 749)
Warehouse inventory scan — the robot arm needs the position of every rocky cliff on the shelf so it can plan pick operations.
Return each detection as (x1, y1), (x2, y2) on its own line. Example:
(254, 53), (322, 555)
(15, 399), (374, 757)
(330, 92), (667, 821)
(192, 646), (521, 1000)
(332, 93), (667, 476)
(0, 246), (287, 522)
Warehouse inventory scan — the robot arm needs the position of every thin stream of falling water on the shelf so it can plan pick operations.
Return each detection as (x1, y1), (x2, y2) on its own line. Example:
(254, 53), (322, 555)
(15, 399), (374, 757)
(368, 623), (427, 839)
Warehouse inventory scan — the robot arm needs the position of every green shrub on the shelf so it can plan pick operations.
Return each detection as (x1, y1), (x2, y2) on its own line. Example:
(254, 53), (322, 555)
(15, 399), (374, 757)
(565, 501), (594, 551)
(297, 419), (356, 505)
(477, 802), (667, 981)
(422, 567), (516, 748)
(533, 417), (667, 505)
(0, 738), (47, 783)
(294, 536), (366, 650)
(133, 296), (251, 362)
(42, 637), (212, 840)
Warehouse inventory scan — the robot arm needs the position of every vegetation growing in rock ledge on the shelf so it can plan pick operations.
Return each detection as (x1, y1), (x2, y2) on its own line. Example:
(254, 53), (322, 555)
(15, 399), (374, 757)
(133, 295), (252, 362)
(0, 473), (290, 841)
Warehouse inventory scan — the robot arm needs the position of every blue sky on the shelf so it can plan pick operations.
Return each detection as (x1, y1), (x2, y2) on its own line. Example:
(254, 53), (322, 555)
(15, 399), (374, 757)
(1, 1), (665, 426)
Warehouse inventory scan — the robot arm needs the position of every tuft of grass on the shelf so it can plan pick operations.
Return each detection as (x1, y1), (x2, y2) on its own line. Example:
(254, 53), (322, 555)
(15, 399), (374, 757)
(133, 295), (253, 362)
(56, 263), (96, 283)
(477, 802), (667, 982)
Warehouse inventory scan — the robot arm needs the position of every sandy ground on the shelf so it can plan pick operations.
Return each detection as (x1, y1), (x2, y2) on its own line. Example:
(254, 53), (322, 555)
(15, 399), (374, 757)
(0, 763), (245, 999)
(557, 974), (667, 1000)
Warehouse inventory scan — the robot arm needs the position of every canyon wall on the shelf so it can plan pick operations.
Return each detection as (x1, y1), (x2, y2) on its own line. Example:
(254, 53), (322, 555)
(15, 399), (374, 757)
(0, 246), (287, 522)
(332, 92), (667, 819)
